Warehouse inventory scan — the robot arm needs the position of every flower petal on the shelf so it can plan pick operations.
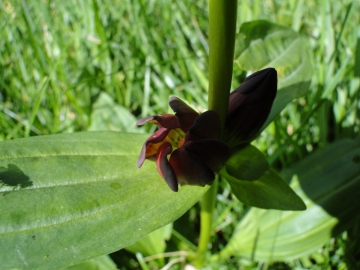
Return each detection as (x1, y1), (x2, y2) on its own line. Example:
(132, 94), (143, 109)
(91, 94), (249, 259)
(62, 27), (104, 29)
(137, 114), (179, 129)
(185, 110), (222, 142)
(169, 147), (214, 187)
(137, 127), (171, 168)
(231, 68), (277, 97)
(226, 102), (273, 143)
(225, 68), (277, 146)
(156, 142), (178, 192)
(183, 140), (230, 173)
(169, 97), (199, 132)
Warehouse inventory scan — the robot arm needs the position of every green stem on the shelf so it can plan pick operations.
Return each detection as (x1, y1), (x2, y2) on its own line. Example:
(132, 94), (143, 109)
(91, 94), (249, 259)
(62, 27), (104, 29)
(195, 178), (218, 267)
(208, 0), (238, 129)
(195, 0), (238, 267)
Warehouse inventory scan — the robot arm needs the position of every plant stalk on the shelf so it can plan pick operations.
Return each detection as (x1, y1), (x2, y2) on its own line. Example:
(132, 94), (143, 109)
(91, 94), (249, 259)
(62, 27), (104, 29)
(195, 0), (238, 267)
(195, 178), (218, 267)
(207, 0), (238, 129)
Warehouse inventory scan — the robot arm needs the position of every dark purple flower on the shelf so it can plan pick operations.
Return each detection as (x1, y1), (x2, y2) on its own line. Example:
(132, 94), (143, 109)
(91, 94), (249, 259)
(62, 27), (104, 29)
(137, 97), (230, 192)
(225, 68), (277, 147)
(137, 68), (277, 191)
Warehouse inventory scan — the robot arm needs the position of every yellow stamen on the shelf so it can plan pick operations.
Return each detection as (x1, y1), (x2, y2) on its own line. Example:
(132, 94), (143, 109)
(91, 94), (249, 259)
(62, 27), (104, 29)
(178, 137), (185, 148)
(164, 128), (185, 149)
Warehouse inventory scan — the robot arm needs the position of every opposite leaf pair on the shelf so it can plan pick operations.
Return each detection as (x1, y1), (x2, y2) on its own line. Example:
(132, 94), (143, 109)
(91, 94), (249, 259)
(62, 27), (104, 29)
(137, 68), (277, 192)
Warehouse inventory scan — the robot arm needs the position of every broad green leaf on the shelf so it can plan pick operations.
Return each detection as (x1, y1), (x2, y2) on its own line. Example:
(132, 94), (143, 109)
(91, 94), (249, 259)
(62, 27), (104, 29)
(224, 145), (269, 180)
(88, 92), (144, 133)
(0, 132), (208, 269)
(235, 20), (312, 127)
(62, 255), (117, 270)
(125, 223), (172, 256)
(221, 168), (305, 210)
(218, 139), (360, 262)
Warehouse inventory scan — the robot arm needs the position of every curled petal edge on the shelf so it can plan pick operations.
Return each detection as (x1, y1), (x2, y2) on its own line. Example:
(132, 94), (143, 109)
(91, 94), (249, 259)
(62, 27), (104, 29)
(137, 127), (171, 168)
(137, 114), (180, 129)
(156, 142), (178, 192)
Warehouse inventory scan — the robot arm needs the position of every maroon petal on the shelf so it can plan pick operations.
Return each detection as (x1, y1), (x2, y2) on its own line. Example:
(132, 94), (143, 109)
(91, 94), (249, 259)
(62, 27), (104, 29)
(137, 116), (157, 126)
(185, 110), (222, 142)
(137, 114), (179, 129)
(169, 97), (199, 132)
(156, 142), (178, 192)
(226, 102), (273, 144)
(225, 68), (277, 146)
(169, 147), (215, 187)
(183, 140), (230, 173)
(232, 68), (277, 97)
(137, 127), (171, 168)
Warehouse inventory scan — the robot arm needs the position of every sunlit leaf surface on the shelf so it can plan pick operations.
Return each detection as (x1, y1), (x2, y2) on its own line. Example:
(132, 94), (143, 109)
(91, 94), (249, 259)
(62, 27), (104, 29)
(224, 145), (269, 181)
(125, 223), (173, 256)
(0, 132), (207, 269)
(61, 254), (117, 270)
(235, 20), (312, 126)
(221, 168), (305, 211)
(89, 93), (144, 133)
(218, 139), (360, 261)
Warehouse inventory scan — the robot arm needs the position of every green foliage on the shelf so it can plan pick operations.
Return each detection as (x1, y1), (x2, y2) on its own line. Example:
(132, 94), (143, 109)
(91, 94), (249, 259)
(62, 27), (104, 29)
(125, 223), (173, 266)
(221, 145), (305, 210)
(222, 168), (305, 211)
(218, 138), (360, 261)
(0, 0), (359, 269)
(125, 223), (172, 257)
(235, 20), (312, 128)
(88, 92), (144, 133)
(0, 132), (207, 269)
(62, 255), (117, 270)
(225, 145), (269, 181)
(0, 0), (210, 139)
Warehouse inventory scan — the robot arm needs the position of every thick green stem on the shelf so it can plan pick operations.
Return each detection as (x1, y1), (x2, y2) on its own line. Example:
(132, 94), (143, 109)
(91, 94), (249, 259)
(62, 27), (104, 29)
(208, 0), (238, 128)
(195, 0), (237, 267)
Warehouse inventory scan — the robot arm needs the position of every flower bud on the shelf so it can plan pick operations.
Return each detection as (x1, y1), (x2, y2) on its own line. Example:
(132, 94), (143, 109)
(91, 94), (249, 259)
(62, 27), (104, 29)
(224, 68), (277, 148)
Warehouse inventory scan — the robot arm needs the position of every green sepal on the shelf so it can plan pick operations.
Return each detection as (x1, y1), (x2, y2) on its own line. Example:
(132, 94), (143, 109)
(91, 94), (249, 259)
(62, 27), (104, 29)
(224, 144), (269, 180)
(220, 167), (306, 210)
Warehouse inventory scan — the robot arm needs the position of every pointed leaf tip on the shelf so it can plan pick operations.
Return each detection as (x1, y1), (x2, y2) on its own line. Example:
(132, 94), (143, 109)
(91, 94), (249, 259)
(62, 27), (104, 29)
(221, 169), (306, 210)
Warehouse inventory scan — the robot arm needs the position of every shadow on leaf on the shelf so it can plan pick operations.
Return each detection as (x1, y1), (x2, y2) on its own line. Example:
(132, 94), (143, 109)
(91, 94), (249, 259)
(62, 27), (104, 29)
(0, 164), (32, 188)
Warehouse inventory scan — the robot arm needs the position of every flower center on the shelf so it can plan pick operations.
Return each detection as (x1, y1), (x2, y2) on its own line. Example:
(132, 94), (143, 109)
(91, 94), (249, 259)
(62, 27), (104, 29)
(164, 128), (185, 150)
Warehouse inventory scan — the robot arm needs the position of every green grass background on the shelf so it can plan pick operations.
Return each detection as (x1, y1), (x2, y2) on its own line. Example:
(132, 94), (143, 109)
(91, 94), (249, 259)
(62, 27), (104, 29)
(1, 0), (359, 269)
